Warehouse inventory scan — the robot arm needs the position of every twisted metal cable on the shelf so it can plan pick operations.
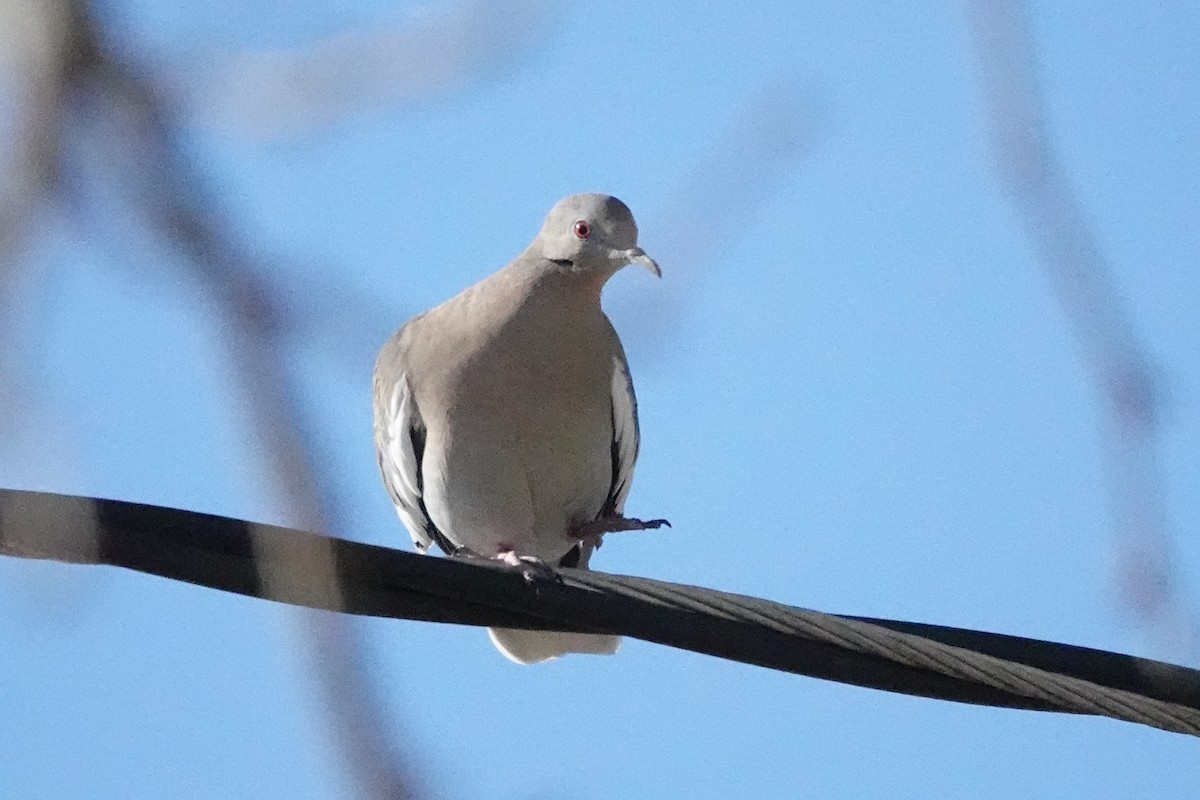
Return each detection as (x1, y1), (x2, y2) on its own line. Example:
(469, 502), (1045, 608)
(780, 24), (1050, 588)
(2, 488), (1198, 736)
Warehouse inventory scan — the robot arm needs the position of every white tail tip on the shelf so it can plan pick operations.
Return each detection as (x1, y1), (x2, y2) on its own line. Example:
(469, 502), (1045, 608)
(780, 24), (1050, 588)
(488, 627), (622, 664)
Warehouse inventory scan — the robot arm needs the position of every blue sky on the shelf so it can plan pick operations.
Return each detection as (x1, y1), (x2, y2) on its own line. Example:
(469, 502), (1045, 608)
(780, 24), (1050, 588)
(2, 1), (1199, 797)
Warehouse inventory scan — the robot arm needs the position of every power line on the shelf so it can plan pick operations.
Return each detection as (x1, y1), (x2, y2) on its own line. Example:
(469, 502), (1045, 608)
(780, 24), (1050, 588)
(2, 488), (1198, 736)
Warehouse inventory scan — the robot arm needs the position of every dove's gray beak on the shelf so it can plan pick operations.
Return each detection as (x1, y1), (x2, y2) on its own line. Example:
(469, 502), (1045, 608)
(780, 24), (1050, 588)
(621, 247), (662, 278)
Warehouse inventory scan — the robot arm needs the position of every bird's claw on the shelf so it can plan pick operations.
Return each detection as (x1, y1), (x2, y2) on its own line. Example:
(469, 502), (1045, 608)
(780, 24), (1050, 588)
(572, 515), (672, 541)
(498, 551), (562, 585)
(449, 547), (562, 584)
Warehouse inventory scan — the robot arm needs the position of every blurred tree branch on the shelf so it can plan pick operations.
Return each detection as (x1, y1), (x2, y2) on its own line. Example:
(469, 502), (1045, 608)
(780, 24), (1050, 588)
(77, 2), (425, 795)
(180, 0), (553, 137)
(0, 0), (66, 264)
(1, 1), (427, 797)
(965, 0), (1196, 657)
(0, 0), (70, 438)
(613, 74), (829, 352)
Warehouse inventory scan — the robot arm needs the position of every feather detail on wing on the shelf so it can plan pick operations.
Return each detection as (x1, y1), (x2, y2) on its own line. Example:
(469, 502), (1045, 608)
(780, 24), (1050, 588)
(604, 353), (641, 517)
(374, 370), (454, 555)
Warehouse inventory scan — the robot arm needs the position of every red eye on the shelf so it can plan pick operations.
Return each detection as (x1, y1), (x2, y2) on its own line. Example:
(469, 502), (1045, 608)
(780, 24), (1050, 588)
(573, 220), (591, 239)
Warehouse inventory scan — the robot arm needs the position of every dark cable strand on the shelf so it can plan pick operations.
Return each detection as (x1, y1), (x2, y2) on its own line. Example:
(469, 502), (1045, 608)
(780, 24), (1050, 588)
(2, 488), (1199, 736)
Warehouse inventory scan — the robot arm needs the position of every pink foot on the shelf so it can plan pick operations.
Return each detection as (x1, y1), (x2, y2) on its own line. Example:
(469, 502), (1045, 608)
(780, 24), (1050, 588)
(497, 550), (559, 583)
(572, 515), (671, 542)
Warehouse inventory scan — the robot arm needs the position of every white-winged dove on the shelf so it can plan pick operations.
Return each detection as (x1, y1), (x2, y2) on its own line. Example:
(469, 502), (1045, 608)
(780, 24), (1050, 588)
(373, 193), (666, 664)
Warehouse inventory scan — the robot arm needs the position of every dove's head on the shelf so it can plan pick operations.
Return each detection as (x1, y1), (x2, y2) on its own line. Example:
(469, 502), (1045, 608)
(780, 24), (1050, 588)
(536, 193), (661, 279)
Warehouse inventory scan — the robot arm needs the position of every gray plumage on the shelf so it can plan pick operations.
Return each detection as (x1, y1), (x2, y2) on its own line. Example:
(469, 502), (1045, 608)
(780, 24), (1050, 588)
(373, 193), (661, 663)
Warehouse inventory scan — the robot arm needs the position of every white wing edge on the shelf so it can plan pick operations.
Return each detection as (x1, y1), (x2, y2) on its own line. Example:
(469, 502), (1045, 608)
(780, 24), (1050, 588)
(380, 374), (435, 552)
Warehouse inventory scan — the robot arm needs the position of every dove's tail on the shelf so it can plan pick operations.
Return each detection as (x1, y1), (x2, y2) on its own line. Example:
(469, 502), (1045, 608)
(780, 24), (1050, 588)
(487, 627), (621, 664)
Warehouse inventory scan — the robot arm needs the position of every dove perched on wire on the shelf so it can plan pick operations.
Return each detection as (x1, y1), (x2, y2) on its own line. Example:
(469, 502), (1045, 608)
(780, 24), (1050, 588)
(373, 193), (667, 664)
